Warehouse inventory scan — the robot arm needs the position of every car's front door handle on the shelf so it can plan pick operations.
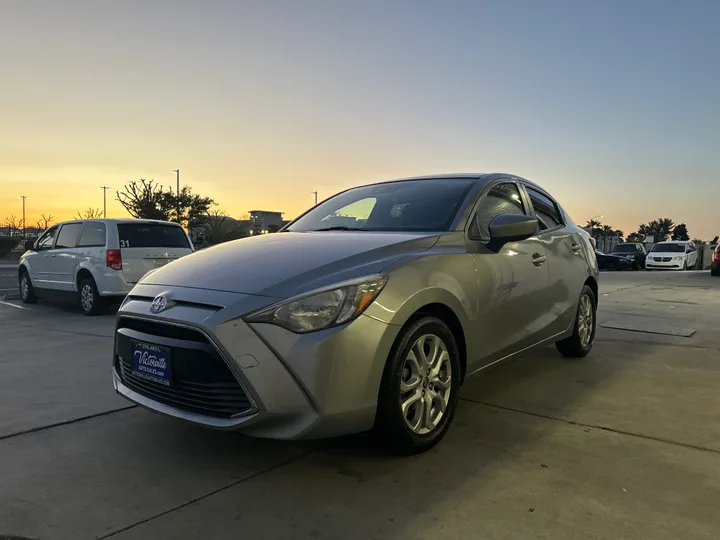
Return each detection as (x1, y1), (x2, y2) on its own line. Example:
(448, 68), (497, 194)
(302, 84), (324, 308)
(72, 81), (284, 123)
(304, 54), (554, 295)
(532, 254), (547, 266)
(571, 243), (582, 253)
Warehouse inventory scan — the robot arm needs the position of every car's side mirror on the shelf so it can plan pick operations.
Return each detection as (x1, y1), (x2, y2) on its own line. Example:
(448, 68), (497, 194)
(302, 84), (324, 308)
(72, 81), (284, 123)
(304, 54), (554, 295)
(487, 214), (538, 251)
(24, 240), (35, 251)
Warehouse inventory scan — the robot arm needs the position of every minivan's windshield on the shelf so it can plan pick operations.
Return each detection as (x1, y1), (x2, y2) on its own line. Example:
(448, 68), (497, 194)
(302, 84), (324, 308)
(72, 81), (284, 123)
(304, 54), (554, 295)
(612, 244), (638, 253)
(286, 179), (475, 232)
(650, 243), (685, 253)
(117, 223), (190, 248)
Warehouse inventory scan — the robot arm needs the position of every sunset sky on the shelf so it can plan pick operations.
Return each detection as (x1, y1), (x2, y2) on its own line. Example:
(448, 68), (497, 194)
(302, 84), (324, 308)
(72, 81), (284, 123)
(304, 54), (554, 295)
(1, 0), (718, 238)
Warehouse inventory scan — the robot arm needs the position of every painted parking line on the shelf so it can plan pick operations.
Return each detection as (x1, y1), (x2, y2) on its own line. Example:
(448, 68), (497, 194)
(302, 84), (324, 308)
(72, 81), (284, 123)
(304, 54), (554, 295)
(0, 299), (25, 309)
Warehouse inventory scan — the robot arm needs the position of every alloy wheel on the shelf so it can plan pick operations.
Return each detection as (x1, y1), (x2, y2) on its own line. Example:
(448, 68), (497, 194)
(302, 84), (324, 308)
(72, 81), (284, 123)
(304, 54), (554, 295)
(81, 284), (94, 312)
(577, 293), (594, 347)
(20, 275), (29, 300)
(399, 334), (452, 435)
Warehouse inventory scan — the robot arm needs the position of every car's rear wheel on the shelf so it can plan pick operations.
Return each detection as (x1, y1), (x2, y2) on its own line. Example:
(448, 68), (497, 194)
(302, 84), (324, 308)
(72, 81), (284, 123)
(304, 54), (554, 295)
(556, 285), (596, 358)
(78, 277), (104, 316)
(375, 317), (461, 455)
(19, 270), (38, 304)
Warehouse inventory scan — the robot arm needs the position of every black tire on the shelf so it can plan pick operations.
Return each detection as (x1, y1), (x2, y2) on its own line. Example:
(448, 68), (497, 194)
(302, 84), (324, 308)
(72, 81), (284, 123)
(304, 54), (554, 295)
(19, 269), (38, 304)
(78, 277), (104, 316)
(606, 262), (617, 271)
(375, 316), (462, 455)
(556, 285), (596, 358)
(711, 268), (719, 277)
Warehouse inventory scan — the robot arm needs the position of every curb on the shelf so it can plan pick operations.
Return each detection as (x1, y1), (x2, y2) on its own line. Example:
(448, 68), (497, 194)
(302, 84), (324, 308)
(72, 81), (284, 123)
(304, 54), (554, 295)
(1, 293), (20, 301)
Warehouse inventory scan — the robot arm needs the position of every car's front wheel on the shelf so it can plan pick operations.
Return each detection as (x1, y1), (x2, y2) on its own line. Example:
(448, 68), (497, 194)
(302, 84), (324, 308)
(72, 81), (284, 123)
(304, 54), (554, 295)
(78, 277), (104, 316)
(556, 285), (596, 358)
(375, 317), (461, 455)
(19, 270), (38, 304)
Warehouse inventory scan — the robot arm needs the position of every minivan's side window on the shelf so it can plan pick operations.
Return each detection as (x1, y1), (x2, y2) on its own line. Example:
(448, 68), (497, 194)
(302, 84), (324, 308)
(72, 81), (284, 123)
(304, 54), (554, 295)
(526, 187), (563, 230)
(36, 226), (59, 250)
(470, 183), (526, 240)
(77, 222), (107, 247)
(55, 223), (83, 249)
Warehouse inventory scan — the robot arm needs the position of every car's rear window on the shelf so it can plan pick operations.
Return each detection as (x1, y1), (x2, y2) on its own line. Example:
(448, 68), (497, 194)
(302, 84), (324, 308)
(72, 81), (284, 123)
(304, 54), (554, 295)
(117, 223), (190, 249)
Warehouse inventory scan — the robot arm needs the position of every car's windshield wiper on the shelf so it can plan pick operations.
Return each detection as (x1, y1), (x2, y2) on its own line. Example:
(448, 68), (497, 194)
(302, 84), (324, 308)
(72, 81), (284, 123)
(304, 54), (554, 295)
(309, 226), (370, 232)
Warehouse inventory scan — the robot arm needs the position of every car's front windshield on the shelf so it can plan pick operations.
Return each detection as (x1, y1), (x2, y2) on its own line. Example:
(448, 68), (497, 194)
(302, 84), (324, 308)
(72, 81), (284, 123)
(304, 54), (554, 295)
(651, 243), (685, 253)
(612, 245), (636, 253)
(286, 178), (475, 232)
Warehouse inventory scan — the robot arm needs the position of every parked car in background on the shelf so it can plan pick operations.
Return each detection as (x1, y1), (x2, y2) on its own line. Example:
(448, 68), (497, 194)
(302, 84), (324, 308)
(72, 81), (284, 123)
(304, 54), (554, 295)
(645, 241), (698, 271)
(711, 244), (720, 276)
(19, 219), (194, 315)
(595, 249), (633, 271)
(611, 242), (646, 270)
(113, 173), (599, 454)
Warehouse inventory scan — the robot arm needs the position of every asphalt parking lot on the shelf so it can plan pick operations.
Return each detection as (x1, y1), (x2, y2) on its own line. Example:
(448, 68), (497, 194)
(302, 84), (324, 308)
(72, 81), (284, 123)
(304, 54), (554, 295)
(1, 269), (719, 540)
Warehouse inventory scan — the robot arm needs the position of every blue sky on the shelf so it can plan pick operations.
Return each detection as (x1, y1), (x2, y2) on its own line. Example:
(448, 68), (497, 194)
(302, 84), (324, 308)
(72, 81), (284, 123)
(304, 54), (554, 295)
(1, 0), (718, 237)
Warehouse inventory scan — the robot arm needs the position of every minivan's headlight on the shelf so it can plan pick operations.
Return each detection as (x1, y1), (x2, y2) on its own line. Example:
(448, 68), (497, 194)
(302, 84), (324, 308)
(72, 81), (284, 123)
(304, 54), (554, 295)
(244, 275), (388, 333)
(672, 256), (683, 261)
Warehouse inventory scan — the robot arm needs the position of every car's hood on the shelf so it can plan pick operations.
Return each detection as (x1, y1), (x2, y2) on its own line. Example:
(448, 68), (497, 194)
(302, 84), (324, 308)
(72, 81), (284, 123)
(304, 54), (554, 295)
(141, 231), (440, 298)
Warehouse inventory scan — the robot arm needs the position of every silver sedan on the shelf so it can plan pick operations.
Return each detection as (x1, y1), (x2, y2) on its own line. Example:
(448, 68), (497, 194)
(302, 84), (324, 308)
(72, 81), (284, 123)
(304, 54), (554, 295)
(113, 174), (599, 454)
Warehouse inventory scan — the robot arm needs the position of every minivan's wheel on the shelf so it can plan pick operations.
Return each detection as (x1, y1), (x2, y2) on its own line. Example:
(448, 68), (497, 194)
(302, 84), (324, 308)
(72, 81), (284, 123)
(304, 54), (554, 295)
(19, 270), (38, 304)
(78, 278), (103, 316)
(375, 317), (461, 455)
(556, 285), (596, 358)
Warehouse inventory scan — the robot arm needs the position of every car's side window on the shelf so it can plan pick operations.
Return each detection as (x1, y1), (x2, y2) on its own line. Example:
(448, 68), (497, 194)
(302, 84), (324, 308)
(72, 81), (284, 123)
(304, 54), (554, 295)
(55, 223), (84, 249)
(36, 226), (59, 250)
(526, 187), (563, 231)
(469, 182), (526, 240)
(77, 222), (107, 247)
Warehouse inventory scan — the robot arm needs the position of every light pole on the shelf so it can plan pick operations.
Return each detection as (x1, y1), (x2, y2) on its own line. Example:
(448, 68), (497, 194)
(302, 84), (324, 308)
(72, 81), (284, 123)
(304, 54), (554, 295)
(173, 169), (180, 224)
(312, 191), (318, 206)
(19, 195), (28, 238)
(99, 186), (110, 218)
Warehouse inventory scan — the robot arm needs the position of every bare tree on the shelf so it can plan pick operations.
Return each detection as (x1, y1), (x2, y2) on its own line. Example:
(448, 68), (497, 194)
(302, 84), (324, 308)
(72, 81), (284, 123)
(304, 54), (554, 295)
(116, 179), (171, 221)
(4, 215), (20, 230)
(75, 207), (104, 219)
(40, 213), (54, 228)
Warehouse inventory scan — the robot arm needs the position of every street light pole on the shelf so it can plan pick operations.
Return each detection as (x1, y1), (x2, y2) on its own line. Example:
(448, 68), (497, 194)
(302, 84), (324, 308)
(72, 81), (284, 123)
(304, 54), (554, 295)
(173, 169), (180, 224)
(312, 191), (318, 206)
(19, 196), (28, 238)
(99, 186), (110, 218)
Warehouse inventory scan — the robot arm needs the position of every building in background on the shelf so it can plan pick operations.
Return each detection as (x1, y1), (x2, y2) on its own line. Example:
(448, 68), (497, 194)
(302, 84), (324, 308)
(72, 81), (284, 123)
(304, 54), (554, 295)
(249, 210), (284, 234)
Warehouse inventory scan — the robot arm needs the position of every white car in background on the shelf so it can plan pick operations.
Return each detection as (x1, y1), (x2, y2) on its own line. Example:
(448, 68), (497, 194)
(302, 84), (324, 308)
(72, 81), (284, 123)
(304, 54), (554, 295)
(19, 219), (194, 314)
(645, 240), (698, 271)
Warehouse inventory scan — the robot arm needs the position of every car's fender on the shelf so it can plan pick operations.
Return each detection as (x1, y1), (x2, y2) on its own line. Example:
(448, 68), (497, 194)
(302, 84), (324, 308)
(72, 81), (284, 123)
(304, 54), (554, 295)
(72, 257), (101, 291)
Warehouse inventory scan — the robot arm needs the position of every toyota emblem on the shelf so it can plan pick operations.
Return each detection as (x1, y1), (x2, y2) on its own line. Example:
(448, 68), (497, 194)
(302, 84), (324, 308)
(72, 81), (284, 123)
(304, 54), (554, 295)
(151, 295), (168, 313)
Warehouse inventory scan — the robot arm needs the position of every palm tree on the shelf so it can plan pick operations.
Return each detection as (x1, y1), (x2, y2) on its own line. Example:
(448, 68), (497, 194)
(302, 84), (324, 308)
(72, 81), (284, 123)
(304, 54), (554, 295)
(601, 225), (613, 252)
(585, 219), (602, 242)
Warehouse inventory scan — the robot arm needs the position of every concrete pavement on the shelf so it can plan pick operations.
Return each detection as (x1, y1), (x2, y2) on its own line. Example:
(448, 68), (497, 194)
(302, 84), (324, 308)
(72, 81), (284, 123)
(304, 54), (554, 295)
(0, 270), (718, 539)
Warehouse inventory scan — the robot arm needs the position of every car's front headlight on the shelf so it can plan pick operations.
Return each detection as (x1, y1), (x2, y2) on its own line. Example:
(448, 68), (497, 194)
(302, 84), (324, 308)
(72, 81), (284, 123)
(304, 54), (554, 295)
(672, 256), (683, 261)
(244, 275), (388, 333)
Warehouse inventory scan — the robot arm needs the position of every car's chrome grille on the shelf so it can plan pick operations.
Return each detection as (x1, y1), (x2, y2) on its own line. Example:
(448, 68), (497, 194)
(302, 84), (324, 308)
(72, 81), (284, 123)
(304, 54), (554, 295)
(115, 317), (252, 418)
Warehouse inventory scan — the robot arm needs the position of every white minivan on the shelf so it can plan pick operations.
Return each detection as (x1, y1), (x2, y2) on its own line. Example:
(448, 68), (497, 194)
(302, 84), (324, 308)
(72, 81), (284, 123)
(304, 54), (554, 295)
(645, 240), (698, 271)
(19, 219), (194, 314)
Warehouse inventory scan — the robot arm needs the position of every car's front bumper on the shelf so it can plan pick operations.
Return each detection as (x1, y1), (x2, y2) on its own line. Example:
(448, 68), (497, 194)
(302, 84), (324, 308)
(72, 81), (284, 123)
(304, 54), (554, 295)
(113, 285), (401, 439)
(646, 259), (686, 270)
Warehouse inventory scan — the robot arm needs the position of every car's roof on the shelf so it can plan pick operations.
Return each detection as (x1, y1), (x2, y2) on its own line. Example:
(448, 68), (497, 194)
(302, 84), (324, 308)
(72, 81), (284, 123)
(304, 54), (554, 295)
(358, 172), (545, 191)
(656, 240), (689, 244)
(54, 218), (182, 226)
